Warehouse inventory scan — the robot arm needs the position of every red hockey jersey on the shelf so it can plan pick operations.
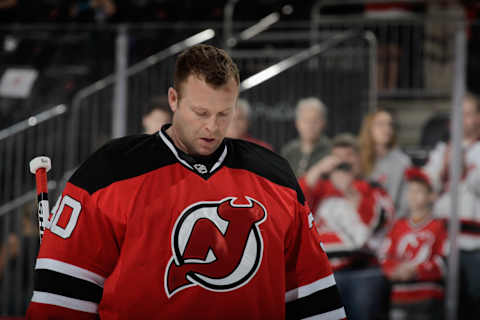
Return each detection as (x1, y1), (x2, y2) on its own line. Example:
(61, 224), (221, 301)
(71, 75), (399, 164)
(26, 127), (346, 320)
(381, 217), (448, 304)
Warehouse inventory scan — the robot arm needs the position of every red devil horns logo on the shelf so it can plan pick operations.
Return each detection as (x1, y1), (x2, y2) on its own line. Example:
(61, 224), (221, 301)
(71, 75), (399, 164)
(164, 197), (267, 298)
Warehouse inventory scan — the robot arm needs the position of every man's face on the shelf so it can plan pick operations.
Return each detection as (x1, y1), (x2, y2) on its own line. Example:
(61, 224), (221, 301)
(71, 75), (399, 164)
(463, 97), (480, 138)
(295, 106), (325, 143)
(331, 145), (360, 177)
(330, 169), (354, 193)
(169, 75), (238, 156)
(226, 106), (248, 139)
(407, 181), (432, 212)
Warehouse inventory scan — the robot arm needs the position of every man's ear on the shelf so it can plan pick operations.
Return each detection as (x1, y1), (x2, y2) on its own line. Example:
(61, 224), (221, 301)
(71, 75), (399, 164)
(168, 87), (178, 112)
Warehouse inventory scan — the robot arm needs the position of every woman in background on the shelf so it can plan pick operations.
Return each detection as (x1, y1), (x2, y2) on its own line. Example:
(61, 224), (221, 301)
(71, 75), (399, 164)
(359, 109), (411, 217)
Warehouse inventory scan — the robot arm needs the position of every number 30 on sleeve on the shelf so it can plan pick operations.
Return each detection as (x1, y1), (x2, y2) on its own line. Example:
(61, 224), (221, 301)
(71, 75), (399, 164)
(48, 195), (82, 239)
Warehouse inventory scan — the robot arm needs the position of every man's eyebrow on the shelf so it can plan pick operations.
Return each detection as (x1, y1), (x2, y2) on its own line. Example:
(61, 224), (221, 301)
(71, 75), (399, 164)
(191, 105), (207, 110)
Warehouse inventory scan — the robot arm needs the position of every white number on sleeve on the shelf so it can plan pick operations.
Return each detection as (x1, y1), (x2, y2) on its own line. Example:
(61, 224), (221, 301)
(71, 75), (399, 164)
(49, 195), (82, 239)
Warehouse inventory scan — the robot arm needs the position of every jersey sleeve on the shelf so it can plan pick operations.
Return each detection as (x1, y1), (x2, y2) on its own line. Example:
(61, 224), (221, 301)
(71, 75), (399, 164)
(297, 177), (327, 214)
(26, 180), (125, 319)
(284, 200), (346, 320)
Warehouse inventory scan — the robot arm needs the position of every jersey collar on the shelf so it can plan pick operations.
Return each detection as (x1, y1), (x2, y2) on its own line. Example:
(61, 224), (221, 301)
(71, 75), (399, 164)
(159, 124), (228, 179)
(407, 214), (434, 230)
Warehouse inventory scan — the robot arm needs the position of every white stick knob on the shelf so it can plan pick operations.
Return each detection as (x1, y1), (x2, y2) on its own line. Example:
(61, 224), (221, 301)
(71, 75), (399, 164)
(30, 156), (52, 174)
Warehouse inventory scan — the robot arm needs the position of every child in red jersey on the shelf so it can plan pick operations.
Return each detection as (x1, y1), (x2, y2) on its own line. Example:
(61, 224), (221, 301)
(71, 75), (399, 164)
(381, 167), (447, 320)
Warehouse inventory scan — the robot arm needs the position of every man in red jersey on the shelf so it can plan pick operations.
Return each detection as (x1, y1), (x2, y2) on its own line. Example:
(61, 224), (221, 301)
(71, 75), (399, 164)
(27, 44), (345, 320)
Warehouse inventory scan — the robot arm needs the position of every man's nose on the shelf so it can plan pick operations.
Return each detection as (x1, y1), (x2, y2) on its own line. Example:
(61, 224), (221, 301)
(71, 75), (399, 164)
(205, 116), (219, 133)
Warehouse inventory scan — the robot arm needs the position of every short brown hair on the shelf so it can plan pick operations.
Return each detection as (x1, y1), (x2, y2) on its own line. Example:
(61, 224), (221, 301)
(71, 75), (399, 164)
(174, 44), (240, 98)
(332, 133), (358, 152)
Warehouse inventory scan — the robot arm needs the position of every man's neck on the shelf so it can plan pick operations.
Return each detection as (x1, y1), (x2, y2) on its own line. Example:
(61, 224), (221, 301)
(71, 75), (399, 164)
(165, 125), (189, 155)
(410, 208), (431, 224)
(300, 139), (317, 154)
(464, 131), (480, 145)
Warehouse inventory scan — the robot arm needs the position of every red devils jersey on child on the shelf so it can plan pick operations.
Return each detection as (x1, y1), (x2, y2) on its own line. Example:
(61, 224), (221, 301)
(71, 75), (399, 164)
(381, 217), (448, 304)
(26, 126), (346, 320)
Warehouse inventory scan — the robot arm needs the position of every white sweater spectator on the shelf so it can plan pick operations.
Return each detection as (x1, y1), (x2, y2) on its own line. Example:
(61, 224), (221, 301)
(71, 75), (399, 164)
(433, 166), (480, 250)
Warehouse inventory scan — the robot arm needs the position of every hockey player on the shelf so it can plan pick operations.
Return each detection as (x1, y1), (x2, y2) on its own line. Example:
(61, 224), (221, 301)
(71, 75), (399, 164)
(26, 44), (345, 319)
(381, 167), (447, 320)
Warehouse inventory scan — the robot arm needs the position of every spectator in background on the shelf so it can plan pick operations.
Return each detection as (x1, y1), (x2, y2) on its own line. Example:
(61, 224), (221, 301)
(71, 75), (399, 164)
(424, 92), (480, 192)
(0, 233), (18, 280)
(226, 98), (273, 150)
(0, 204), (39, 312)
(419, 112), (450, 151)
(381, 167), (447, 320)
(69, 0), (116, 22)
(142, 96), (172, 134)
(359, 109), (411, 217)
(299, 133), (394, 320)
(281, 97), (330, 177)
(425, 92), (480, 320)
(0, 232), (18, 312)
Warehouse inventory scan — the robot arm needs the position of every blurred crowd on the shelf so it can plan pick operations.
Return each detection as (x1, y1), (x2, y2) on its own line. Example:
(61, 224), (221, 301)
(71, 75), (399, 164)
(214, 93), (479, 320)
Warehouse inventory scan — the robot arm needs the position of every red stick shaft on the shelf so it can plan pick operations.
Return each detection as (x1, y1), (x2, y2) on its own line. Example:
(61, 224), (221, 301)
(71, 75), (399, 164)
(35, 168), (48, 195)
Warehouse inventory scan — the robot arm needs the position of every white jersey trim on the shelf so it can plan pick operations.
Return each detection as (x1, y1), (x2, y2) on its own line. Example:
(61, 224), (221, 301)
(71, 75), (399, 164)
(303, 307), (347, 320)
(35, 258), (105, 287)
(210, 146), (227, 173)
(159, 130), (228, 174)
(285, 274), (336, 303)
(459, 234), (480, 250)
(31, 291), (98, 314)
(159, 130), (193, 170)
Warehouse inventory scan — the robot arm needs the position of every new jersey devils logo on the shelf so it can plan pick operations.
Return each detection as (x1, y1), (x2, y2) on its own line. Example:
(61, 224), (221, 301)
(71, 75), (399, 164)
(164, 197), (267, 298)
(397, 231), (435, 265)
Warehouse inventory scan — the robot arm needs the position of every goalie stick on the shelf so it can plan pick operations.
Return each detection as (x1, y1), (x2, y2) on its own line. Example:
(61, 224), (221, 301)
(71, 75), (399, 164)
(29, 156), (51, 243)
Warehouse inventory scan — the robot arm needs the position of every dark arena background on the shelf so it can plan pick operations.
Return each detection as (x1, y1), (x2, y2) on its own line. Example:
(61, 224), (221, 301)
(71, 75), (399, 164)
(1, 0), (480, 319)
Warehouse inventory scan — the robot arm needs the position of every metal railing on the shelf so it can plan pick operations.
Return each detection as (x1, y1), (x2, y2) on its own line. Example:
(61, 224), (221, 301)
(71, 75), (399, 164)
(223, 0), (294, 48)
(310, 0), (460, 99)
(0, 103), (68, 315)
(238, 30), (376, 151)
